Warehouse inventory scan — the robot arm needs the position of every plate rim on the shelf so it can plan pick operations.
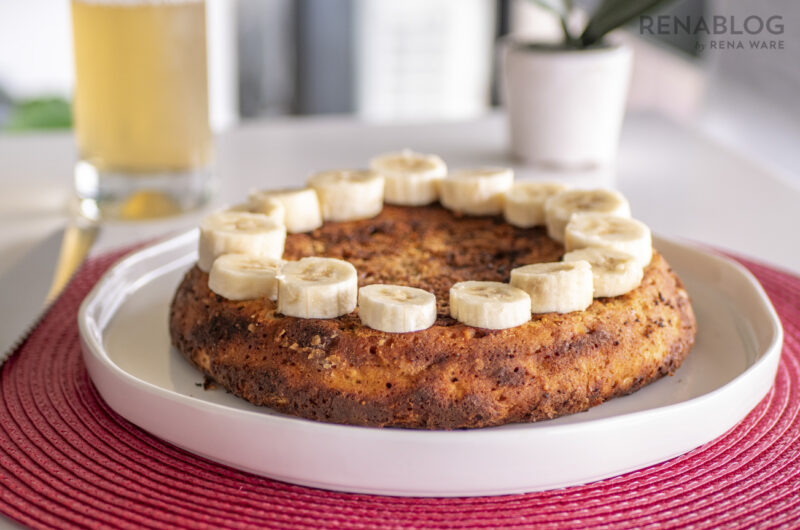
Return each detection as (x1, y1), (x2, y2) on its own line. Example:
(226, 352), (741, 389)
(77, 231), (784, 495)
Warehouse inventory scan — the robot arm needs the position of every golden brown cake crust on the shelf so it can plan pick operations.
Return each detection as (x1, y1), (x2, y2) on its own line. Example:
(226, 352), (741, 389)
(169, 205), (696, 429)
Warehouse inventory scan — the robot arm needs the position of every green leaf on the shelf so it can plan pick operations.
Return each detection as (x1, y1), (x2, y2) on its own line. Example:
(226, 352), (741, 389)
(580, 0), (675, 47)
(4, 98), (72, 132)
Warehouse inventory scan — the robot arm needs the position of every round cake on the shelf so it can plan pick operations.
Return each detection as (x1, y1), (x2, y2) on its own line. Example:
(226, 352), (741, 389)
(169, 204), (697, 429)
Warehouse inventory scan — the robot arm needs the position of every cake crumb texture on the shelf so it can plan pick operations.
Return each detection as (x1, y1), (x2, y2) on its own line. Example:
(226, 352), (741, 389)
(170, 205), (696, 429)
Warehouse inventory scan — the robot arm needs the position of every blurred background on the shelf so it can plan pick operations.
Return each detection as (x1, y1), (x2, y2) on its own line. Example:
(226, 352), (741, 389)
(0, 0), (797, 182)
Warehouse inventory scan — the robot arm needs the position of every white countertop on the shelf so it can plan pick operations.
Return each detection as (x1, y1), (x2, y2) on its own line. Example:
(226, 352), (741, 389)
(0, 110), (798, 529)
(0, 111), (798, 275)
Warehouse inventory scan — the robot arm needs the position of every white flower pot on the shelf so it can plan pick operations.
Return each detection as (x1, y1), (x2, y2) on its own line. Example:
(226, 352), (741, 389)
(504, 41), (633, 169)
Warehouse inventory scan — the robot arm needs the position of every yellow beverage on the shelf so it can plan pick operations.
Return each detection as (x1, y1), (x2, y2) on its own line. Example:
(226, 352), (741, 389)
(71, 0), (211, 173)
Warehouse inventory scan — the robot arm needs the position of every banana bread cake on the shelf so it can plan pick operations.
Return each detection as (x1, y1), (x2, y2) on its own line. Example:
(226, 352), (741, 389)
(169, 204), (696, 429)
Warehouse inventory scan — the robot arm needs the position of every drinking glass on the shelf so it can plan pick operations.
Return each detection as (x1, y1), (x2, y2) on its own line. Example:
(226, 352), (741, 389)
(71, 0), (212, 219)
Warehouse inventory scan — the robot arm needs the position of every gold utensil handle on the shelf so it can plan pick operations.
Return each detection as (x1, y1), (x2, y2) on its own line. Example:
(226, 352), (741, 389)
(46, 220), (99, 303)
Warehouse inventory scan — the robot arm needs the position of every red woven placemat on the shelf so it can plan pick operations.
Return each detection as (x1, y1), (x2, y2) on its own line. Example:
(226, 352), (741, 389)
(1, 248), (799, 529)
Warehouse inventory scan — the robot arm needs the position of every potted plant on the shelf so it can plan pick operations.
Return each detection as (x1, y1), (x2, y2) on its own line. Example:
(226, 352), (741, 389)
(504, 0), (673, 169)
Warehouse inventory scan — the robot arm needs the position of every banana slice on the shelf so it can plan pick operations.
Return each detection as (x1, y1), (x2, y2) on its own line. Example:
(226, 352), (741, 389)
(544, 189), (631, 243)
(449, 281), (531, 329)
(277, 257), (358, 318)
(565, 213), (652, 266)
(439, 168), (514, 215)
(249, 187), (323, 233)
(307, 170), (384, 222)
(563, 247), (643, 297)
(233, 195), (286, 227)
(503, 181), (571, 228)
(358, 284), (437, 333)
(369, 149), (447, 206)
(509, 261), (593, 314)
(197, 211), (287, 272)
(224, 202), (257, 213)
(208, 254), (285, 301)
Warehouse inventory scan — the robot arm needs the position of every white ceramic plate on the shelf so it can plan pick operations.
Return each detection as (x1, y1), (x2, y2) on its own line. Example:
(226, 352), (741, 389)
(79, 231), (783, 497)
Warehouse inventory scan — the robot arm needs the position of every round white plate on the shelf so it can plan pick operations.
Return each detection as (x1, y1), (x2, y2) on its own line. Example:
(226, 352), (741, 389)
(78, 231), (782, 497)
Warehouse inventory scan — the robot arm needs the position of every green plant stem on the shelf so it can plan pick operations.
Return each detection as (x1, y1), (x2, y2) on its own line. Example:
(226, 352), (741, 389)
(559, 16), (578, 48)
(580, 0), (676, 47)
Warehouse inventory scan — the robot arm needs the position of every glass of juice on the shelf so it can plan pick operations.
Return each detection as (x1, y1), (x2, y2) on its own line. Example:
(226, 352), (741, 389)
(71, 0), (212, 220)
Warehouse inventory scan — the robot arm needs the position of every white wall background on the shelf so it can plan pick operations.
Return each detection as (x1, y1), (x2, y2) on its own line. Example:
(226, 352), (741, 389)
(0, 0), (74, 99)
(355, 0), (495, 122)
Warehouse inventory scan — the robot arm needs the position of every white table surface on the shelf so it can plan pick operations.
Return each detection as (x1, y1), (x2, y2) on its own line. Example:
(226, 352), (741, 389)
(0, 111), (797, 528)
(0, 111), (798, 276)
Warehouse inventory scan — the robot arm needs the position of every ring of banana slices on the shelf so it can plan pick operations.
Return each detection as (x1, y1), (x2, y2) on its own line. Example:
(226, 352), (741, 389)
(199, 150), (653, 333)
